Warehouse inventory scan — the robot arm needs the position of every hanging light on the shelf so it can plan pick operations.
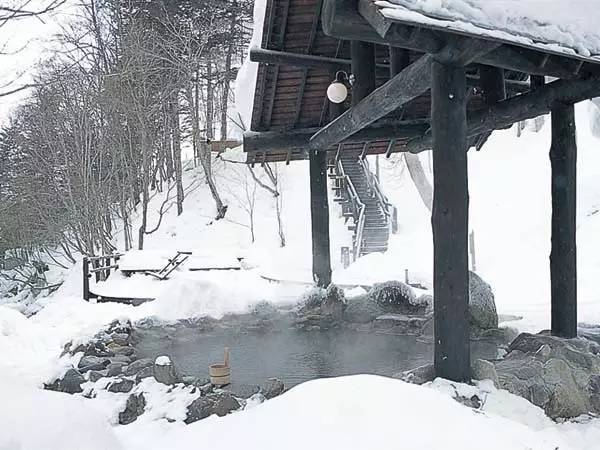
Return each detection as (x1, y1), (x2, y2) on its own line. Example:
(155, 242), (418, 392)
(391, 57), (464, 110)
(327, 71), (349, 104)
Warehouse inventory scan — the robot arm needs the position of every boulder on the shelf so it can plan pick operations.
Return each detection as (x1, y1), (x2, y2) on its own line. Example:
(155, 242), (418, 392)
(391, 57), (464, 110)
(320, 284), (346, 320)
(185, 397), (213, 424)
(135, 367), (154, 383)
(471, 359), (499, 388)
(110, 333), (130, 346)
(109, 345), (135, 357)
(153, 356), (181, 385)
(495, 333), (600, 418)
(108, 378), (135, 394)
(469, 272), (498, 330)
(48, 369), (85, 394)
(225, 384), (260, 399)
(373, 314), (431, 335)
(124, 358), (153, 376)
(78, 356), (110, 373)
(185, 393), (241, 424)
(368, 281), (424, 315)
(119, 393), (146, 425)
(260, 378), (285, 399)
(107, 362), (126, 377)
(344, 294), (385, 323)
(88, 370), (108, 382)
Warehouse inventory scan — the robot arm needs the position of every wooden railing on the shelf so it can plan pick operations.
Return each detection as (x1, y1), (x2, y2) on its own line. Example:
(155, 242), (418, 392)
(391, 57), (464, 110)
(335, 159), (366, 261)
(83, 254), (122, 301)
(359, 158), (398, 234)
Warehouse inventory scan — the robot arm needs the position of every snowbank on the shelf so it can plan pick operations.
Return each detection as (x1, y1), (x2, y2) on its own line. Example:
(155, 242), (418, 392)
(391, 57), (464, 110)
(0, 373), (122, 450)
(116, 375), (574, 450)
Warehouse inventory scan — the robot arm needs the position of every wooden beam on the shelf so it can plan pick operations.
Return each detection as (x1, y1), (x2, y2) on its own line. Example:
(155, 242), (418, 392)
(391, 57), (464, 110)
(249, 47), (529, 93)
(310, 55), (433, 150)
(550, 103), (577, 338)
(243, 121), (428, 153)
(407, 75), (600, 153)
(431, 60), (471, 382)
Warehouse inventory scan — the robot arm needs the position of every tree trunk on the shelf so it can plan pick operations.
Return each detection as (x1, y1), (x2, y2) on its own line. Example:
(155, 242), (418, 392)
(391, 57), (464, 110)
(404, 152), (433, 211)
(172, 96), (184, 216)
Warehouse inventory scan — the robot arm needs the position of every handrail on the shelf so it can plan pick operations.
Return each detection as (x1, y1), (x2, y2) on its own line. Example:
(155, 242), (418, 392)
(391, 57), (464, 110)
(336, 159), (366, 261)
(359, 158), (397, 234)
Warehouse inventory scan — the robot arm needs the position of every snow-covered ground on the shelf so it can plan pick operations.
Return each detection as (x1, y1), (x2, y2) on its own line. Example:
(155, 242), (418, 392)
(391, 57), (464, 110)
(3, 101), (600, 448)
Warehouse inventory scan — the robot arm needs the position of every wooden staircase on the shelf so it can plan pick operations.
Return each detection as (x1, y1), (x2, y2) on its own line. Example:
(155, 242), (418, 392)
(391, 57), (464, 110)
(331, 154), (397, 261)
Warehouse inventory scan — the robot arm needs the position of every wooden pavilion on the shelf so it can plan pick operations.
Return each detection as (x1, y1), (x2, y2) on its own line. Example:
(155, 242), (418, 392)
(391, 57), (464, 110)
(243, 0), (600, 382)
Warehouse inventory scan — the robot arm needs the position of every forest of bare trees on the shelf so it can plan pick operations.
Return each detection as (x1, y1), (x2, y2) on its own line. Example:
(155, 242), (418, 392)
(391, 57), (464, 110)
(0, 0), (253, 265)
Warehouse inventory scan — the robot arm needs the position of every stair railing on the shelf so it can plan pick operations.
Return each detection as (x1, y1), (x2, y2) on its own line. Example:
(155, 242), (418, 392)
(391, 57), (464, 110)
(359, 158), (398, 234)
(336, 159), (366, 260)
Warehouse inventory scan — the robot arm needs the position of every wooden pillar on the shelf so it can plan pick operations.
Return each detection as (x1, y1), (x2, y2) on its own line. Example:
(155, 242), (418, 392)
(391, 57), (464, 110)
(431, 60), (471, 382)
(309, 147), (332, 288)
(351, 41), (376, 105)
(479, 65), (506, 103)
(550, 103), (577, 338)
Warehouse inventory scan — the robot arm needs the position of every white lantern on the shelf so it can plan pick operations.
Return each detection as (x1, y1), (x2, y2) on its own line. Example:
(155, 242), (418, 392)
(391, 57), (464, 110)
(327, 81), (348, 104)
(326, 71), (349, 104)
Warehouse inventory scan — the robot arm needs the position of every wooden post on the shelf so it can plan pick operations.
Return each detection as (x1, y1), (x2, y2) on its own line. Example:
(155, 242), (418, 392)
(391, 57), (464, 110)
(351, 41), (376, 105)
(309, 148), (332, 288)
(390, 46), (410, 78)
(431, 60), (471, 382)
(550, 103), (577, 338)
(83, 257), (90, 301)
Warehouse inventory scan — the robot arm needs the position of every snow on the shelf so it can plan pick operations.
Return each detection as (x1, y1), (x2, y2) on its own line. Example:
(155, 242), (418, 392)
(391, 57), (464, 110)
(0, 373), (122, 450)
(375, 0), (600, 61)
(114, 375), (586, 450)
(155, 356), (171, 366)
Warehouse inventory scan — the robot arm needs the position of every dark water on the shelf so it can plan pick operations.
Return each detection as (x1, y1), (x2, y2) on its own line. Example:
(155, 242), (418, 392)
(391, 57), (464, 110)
(133, 316), (501, 388)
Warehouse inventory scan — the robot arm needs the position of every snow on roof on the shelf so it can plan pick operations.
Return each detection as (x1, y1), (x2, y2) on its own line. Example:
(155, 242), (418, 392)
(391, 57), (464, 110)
(373, 0), (600, 62)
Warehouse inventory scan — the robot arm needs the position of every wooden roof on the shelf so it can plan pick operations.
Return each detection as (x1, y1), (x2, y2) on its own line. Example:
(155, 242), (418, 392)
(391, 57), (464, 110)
(247, 0), (476, 164)
(374, 0), (600, 63)
(246, 0), (600, 164)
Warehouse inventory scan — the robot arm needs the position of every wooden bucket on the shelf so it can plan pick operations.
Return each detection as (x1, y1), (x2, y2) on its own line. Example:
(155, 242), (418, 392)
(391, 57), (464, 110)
(209, 347), (231, 386)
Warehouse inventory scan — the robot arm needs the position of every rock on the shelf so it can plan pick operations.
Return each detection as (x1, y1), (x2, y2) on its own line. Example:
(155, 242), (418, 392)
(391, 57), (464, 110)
(107, 362), (126, 377)
(119, 393), (146, 425)
(416, 294), (434, 311)
(185, 397), (213, 423)
(471, 359), (500, 388)
(320, 284), (346, 320)
(78, 355), (110, 373)
(469, 272), (498, 330)
(109, 345), (135, 357)
(373, 314), (430, 335)
(109, 319), (133, 336)
(135, 367), (154, 382)
(110, 333), (130, 346)
(82, 341), (114, 358)
(212, 392), (241, 416)
(108, 378), (135, 393)
(185, 393), (241, 424)
(124, 358), (153, 376)
(88, 370), (108, 382)
(260, 378), (284, 399)
(299, 287), (325, 311)
(109, 355), (132, 365)
(395, 363), (435, 385)
(495, 332), (600, 418)
(226, 384), (260, 399)
(153, 356), (182, 385)
(250, 301), (279, 317)
(55, 369), (85, 394)
(369, 281), (424, 315)
(344, 294), (385, 323)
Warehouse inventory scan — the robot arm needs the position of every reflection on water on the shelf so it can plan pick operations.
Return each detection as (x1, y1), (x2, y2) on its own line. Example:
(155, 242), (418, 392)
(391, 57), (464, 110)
(134, 318), (499, 388)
